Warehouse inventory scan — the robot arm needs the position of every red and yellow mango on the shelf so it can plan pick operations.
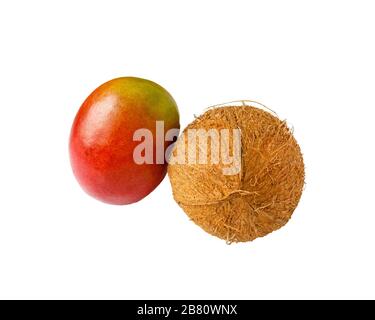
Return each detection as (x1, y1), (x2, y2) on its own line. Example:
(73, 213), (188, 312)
(69, 77), (179, 204)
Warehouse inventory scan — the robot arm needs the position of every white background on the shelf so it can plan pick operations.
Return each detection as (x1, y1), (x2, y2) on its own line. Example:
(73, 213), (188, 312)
(0, 0), (374, 300)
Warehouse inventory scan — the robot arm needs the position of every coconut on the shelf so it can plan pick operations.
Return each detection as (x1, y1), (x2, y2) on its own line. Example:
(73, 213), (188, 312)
(167, 103), (305, 243)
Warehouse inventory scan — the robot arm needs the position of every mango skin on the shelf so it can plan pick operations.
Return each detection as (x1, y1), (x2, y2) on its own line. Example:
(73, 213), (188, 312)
(69, 77), (179, 205)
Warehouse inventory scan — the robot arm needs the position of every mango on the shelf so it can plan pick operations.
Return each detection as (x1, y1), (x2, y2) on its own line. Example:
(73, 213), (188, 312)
(69, 77), (179, 204)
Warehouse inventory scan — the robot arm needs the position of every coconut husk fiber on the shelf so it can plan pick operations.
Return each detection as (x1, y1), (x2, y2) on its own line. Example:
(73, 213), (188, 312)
(168, 103), (305, 243)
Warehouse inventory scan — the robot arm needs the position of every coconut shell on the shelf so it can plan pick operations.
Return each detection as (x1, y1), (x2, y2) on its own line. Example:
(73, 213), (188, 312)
(168, 105), (305, 243)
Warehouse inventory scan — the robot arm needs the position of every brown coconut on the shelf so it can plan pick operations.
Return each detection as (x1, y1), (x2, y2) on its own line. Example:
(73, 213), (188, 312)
(167, 104), (305, 243)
